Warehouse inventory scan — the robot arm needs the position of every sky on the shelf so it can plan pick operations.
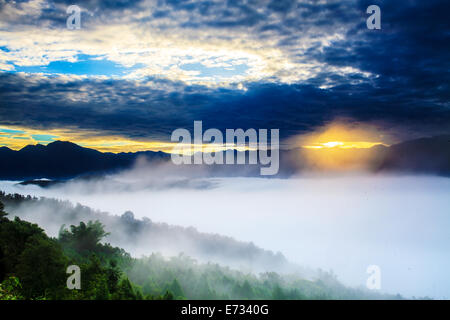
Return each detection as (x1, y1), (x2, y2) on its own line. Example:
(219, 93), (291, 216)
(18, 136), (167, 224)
(0, 0), (449, 152)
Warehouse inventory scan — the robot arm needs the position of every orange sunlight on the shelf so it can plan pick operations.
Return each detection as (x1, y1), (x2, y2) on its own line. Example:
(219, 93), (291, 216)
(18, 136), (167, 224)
(289, 121), (390, 171)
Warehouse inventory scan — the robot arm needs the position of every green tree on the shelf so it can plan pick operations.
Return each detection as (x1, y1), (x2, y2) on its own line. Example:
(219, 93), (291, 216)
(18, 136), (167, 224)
(0, 277), (23, 300)
(59, 221), (109, 254)
(272, 285), (286, 300)
(162, 290), (174, 300)
(0, 217), (45, 277)
(142, 277), (161, 297)
(168, 278), (185, 299)
(241, 280), (254, 299)
(114, 278), (136, 300)
(0, 216), (68, 299)
(16, 235), (67, 299)
(106, 260), (121, 294)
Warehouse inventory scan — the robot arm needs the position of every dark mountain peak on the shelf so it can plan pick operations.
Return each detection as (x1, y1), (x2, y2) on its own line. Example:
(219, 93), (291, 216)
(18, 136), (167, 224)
(392, 135), (450, 149)
(19, 144), (46, 152)
(45, 140), (104, 157)
(0, 140), (169, 180)
(46, 140), (83, 150)
(377, 135), (450, 175)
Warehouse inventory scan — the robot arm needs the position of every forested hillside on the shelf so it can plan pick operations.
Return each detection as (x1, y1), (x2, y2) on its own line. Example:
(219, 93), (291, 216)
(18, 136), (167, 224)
(0, 198), (403, 300)
(0, 191), (295, 274)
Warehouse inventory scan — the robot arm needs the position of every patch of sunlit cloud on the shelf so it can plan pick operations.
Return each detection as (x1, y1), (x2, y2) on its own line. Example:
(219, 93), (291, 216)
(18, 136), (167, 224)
(0, 9), (375, 86)
(303, 141), (386, 149)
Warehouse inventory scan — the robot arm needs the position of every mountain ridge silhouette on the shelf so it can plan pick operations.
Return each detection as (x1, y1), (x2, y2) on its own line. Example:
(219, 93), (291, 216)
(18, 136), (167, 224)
(0, 135), (449, 180)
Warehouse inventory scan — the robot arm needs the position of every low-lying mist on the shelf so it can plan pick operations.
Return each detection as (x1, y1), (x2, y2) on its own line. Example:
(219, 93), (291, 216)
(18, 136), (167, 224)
(1, 163), (449, 299)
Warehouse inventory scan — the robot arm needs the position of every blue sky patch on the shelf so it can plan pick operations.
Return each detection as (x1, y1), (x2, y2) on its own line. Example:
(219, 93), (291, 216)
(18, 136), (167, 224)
(32, 134), (58, 142)
(180, 62), (249, 78)
(13, 54), (137, 77)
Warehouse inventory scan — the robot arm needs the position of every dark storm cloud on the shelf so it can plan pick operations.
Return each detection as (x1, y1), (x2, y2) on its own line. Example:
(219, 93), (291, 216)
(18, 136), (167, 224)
(1, 70), (449, 143)
(313, 0), (450, 94)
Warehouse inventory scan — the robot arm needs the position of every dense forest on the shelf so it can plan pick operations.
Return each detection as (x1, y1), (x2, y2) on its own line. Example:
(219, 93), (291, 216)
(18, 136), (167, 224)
(0, 194), (404, 300)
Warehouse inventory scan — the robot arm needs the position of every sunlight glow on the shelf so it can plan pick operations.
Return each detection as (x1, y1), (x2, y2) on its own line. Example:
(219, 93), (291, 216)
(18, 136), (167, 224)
(285, 121), (392, 171)
(304, 141), (385, 149)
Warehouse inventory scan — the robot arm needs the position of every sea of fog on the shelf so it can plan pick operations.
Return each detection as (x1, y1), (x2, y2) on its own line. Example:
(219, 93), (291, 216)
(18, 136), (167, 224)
(1, 174), (449, 299)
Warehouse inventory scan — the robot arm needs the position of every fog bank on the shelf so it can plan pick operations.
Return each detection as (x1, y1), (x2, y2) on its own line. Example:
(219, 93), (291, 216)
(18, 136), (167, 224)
(1, 173), (449, 299)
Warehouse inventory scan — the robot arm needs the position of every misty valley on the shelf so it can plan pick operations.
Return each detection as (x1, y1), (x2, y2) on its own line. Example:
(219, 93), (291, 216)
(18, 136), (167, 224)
(0, 188), (398, 300)
(1, 170), (449, 300)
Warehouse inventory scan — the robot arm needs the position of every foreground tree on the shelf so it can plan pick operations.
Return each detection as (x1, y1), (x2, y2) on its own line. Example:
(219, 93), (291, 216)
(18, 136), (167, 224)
(0, 215), (67, 299)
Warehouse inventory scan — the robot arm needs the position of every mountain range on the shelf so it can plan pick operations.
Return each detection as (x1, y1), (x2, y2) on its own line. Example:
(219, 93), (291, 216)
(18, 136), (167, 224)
(0, 140), (169, 180)
(0, 135), (449, 180)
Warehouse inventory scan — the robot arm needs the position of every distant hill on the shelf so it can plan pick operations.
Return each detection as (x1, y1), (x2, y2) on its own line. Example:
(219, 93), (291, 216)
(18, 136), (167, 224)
(281, 135), (450, 176)
(375, 135), (450, 175)
(0, 135), (449, 180)
(0, 140), (169, 180)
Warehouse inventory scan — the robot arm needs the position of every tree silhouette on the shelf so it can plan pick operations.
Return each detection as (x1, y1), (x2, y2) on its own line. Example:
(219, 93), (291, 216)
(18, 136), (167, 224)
(0, 201), (7, 219)
(59, 220), (109, 253)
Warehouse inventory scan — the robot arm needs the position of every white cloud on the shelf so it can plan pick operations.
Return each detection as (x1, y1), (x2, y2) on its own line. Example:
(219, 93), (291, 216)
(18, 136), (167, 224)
(0, 0), (376, 85)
